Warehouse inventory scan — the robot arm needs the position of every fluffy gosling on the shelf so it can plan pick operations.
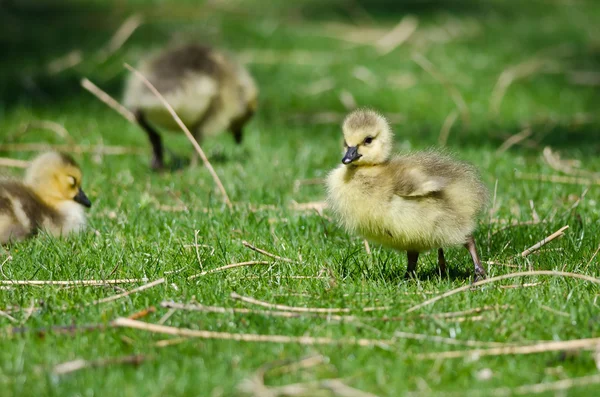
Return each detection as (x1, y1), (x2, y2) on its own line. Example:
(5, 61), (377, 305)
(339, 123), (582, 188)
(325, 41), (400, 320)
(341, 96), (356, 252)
(123, 43), (259, 170)
(326, 109), (489, 281)
(0, 152), (91, 243)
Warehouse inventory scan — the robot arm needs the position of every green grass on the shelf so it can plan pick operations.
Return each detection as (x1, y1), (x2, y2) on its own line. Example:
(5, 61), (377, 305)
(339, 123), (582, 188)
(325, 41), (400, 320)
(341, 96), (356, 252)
(1, 0), (600, 395)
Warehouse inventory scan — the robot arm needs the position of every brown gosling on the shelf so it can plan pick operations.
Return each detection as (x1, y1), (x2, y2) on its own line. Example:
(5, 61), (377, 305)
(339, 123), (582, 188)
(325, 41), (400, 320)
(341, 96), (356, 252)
(326, 109), (489, 281)
(123, 43), (259, 170)
(0, 152), (91, 243)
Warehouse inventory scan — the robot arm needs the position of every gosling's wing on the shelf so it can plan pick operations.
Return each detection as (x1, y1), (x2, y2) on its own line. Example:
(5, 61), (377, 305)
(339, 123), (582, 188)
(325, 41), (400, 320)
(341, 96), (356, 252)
(124, 45), (221, 126)
(391, 160), (449, 197)
(0, 184), (31, 243)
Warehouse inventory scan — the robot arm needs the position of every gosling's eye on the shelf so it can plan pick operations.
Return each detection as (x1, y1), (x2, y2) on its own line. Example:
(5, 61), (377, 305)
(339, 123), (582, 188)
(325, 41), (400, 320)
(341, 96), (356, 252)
(68, 176), (76, 187)
(363, 136), (374, 145)
(343, 140), (348, 148)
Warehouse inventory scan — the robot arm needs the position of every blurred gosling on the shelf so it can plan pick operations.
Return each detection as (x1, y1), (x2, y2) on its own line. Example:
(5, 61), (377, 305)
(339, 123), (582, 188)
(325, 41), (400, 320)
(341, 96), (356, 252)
(123, 43), (258, 170)
(0, 152), (91, 243)
(326, 109), (489, 281)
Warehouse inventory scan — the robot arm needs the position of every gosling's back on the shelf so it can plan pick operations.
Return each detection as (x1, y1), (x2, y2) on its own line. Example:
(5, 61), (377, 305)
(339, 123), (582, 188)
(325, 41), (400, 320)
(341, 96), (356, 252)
(0, 182), (59, 243)
(123, 44), (257, 135)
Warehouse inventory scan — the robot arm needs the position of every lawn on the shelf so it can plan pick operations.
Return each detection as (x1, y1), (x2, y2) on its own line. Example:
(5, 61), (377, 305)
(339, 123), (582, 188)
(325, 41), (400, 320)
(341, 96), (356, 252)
(1, 0), (600, 395)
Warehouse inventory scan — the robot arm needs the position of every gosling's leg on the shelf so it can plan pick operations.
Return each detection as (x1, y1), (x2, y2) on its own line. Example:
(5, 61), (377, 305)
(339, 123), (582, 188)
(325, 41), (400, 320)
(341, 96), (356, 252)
(404, 251), (419, 279)
(464, 235), (486, 282)
(189, 128), (204, 168)
(134, 110), (164, 171)
(231, 125), (244, 144)
(438, 248), (447, 277)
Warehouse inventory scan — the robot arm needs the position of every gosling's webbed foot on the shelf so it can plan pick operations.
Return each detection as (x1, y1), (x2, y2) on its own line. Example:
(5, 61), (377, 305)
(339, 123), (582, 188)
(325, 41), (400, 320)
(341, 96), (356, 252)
(464, 235), (486, 284)
(437, 248), (447, 278)
(473, 268), (486, 284)
(150, 156), (165, 172)
(404, 270), (417, 280)
(404, 251), (419, 281)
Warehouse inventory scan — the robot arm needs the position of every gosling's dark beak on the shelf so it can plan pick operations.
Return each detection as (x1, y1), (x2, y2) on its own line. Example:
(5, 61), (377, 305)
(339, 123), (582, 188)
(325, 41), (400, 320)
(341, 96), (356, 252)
(74, 188), (92, 208)
(342, 146), (362, 164)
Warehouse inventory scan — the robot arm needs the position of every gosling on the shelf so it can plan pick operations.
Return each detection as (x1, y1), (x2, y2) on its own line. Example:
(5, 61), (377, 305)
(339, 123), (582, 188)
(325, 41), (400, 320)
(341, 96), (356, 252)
(0, 152), (91, 243)
(123, 43), (259, 170)
(326, 109), (489, 281)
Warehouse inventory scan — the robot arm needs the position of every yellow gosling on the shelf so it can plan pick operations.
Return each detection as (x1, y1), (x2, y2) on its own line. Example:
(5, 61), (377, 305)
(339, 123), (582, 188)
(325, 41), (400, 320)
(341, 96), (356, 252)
(0, 152), (91, 243)
(123, 43), (258, 170)
(326, 109), (489, 281)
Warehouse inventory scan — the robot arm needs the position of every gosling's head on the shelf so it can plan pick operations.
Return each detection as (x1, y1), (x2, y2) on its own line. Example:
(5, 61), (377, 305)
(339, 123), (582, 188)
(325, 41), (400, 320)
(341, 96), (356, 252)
(24, 152), (91, 209)
(341, 109), (393, 166)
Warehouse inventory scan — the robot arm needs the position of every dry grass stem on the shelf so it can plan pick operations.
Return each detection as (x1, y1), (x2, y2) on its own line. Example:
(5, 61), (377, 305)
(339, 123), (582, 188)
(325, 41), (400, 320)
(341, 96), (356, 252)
(409, 374), (600, 396)
(394, 331), (509, 348)
(81, 78), (137, 123)
(161, 301), (359, 322)
(20, 120), (74, 142)
(491, 220), (546, 236)
(92, 278), (165, 305)
(376, 16), (419, 54)
(47, 50), (83, 74)
(538, 304), (570, 318)
(303, 78), (336, 95)
(231, 292), (352, 313)
(290, 201), (328, 216)
(124, 63), (233, 209)
(521, 225), (569, 257)
(438, 110), (458, 146)
(500, 282), (543, 289)
(407, 270), (600, 313)
(490, 59), (549, 115)
(569, 70), (600, 87)
(244, 275), (328, 280)
(113, 317), (393, 347)
(516, 171), (600, 186)
(241, 240), (297, 263)
(53, 354), (146, 375)
(0, 157), (29, 168)
(0, 309), (18, 323)
(267, 355), (327, 376)
(231, 292), (388, 313)
(127, 306), (157, 320)
(417, 336), (600, 360)
(543, 146), (598, 177)
(353, 66), (378, 86)
(188, 261), (270, 280)
(430, 304), (512, 319)
(363, 239), (372, 255)
(488, 373), (600, 396)
(339, 90), (357, 110)
(496, 128), (532, 155)
(240, 376), (376, 397)
(584, 242), (600, 272)
(0, 143), (143, 155)
(412, 53), (470, 125)
(154, 337), (190, 348)
(293, 178), (325, 191)
(0, 278), (148, 286)
(96, 15), (143, 62)
(47, 14), (141, 75)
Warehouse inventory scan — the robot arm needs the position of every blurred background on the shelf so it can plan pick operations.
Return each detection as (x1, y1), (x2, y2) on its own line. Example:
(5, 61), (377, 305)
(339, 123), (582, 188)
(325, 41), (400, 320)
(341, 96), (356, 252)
(0, 0), (598, 206)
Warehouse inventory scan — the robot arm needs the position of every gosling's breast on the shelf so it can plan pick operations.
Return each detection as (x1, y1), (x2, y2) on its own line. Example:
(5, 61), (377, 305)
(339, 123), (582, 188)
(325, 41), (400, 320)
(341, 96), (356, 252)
(326, 166), (392, 234)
